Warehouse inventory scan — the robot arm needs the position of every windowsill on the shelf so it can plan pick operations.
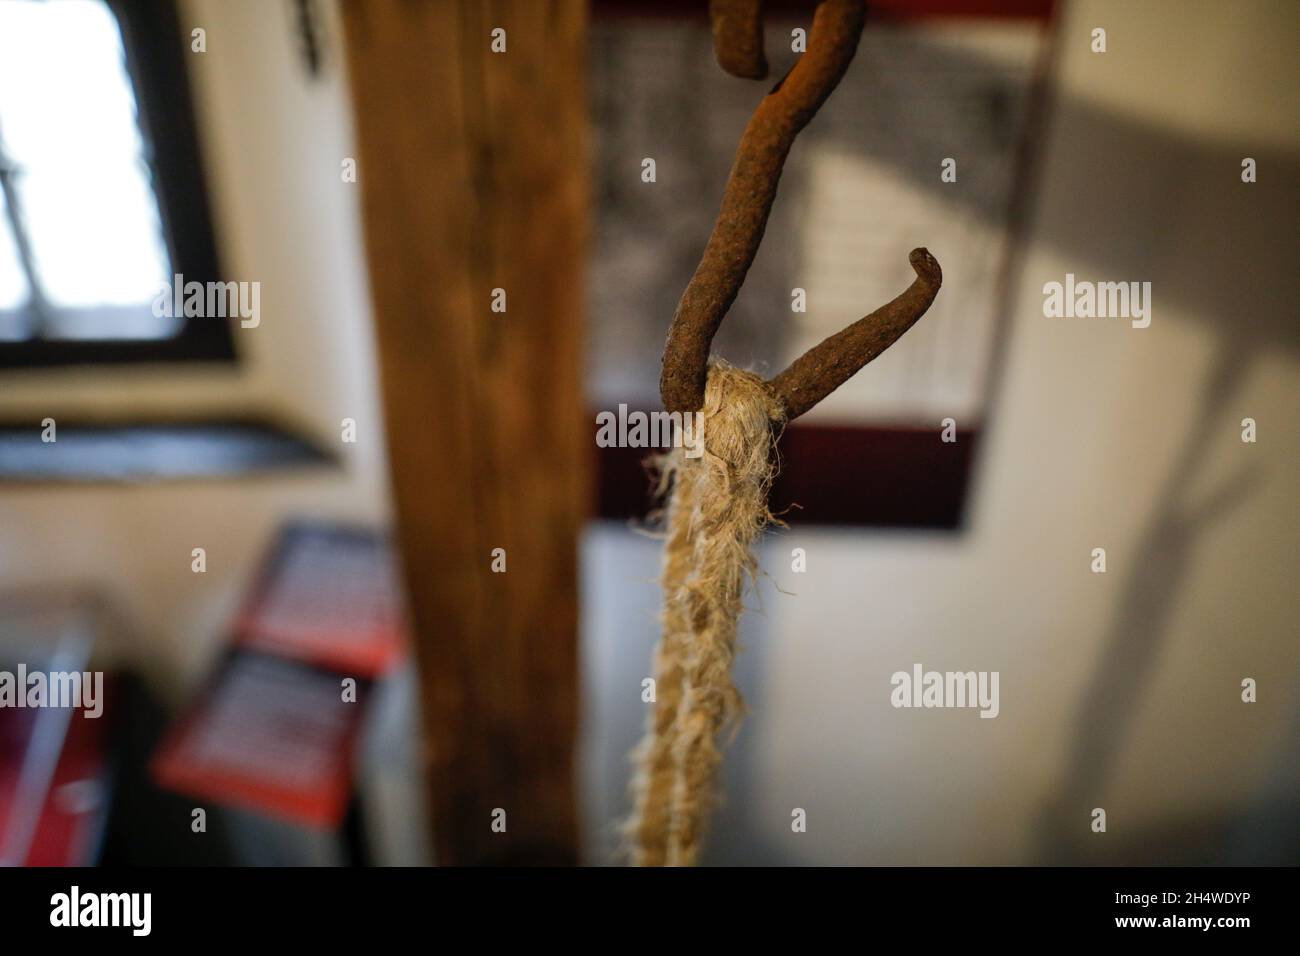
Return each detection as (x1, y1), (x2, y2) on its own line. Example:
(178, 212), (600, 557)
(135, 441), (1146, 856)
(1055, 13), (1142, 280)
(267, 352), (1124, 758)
(0, 326), (237, 369)
(0, 418), (336, 484)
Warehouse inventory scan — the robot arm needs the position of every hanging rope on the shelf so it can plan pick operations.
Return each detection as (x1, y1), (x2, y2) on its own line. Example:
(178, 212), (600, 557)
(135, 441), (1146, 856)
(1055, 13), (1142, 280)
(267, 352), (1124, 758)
(626, 0), (943, 865)
(628, 362), (783, 866)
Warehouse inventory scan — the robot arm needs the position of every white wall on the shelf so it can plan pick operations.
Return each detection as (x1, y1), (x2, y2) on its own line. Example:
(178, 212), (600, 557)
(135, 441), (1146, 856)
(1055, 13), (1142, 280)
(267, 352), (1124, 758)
(582, 0), (1300, 864)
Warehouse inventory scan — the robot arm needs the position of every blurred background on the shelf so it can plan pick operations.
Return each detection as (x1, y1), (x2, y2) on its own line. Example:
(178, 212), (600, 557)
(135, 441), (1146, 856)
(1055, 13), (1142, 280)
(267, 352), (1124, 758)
(0, 0), (1296, 866)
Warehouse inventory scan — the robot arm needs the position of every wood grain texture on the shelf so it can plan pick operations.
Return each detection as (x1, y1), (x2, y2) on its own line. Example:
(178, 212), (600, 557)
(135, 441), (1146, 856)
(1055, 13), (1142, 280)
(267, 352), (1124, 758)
(340, 0), (587, 865)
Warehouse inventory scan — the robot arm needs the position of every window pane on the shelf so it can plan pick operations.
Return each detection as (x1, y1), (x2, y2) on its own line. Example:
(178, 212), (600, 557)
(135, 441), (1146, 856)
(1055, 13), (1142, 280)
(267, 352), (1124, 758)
(0, 187), (32, 341)
(0, 0), (173, 336)
(21, 163), (171, 311)
(0, 192), (27, 311)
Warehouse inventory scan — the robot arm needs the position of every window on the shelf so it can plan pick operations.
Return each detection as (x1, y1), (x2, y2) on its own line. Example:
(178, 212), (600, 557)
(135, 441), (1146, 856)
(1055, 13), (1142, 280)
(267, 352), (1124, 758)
(0, 0), (231, 367)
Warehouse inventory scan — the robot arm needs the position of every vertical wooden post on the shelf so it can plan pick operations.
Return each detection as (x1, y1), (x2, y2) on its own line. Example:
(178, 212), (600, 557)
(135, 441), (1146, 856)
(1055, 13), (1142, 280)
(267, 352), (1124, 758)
(340, 0), (587, 865)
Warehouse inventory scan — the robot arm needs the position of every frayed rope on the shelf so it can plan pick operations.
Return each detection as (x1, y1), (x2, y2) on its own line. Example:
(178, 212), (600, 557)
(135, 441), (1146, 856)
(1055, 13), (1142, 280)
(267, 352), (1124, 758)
(625, 360), (785, 866)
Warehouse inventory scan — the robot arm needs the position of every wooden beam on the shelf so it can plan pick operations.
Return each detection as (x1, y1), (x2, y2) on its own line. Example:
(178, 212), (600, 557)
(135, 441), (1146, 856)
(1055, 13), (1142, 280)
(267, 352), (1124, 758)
(340, 0), (588, 865)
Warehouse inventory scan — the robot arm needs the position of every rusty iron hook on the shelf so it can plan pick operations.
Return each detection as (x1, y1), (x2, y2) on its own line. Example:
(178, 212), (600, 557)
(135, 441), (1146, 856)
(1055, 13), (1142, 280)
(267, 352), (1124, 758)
(660, 0), (943, 420)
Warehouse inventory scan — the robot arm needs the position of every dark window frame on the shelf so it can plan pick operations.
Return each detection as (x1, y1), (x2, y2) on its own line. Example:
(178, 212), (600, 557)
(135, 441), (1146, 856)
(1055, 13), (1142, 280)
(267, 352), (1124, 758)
(0, 0), (234, 369)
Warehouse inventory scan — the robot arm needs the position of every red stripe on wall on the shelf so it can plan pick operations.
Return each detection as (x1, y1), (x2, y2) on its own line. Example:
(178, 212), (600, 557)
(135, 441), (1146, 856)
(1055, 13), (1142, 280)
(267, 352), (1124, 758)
(595, 420), (979, 529)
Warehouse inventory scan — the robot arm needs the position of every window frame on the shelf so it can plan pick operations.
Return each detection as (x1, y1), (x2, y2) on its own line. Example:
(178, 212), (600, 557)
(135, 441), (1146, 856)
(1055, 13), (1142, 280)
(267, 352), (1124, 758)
(0, 0), (234, 369)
